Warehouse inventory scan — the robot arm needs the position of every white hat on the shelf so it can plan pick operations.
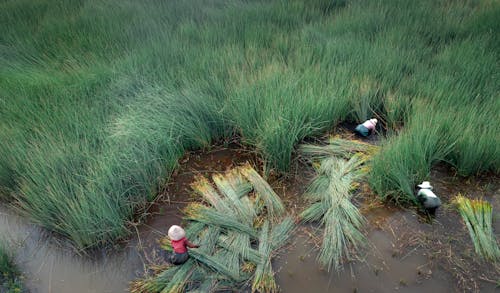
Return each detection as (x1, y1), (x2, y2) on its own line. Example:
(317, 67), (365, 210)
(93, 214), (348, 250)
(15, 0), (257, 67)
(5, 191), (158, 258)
(168, 225), (186, 241)
(418, 181), (433, 189)
(369, 118), (378, 125)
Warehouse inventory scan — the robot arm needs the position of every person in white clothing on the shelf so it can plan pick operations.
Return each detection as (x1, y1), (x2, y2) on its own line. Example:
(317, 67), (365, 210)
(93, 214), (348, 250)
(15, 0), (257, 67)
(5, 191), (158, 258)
(354, 118), (377, 137)
(416, 181), (441, 214)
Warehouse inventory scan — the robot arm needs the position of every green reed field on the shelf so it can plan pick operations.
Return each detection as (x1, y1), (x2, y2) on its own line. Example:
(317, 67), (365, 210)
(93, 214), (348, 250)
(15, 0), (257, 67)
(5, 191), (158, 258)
(0, 0), (498, 249)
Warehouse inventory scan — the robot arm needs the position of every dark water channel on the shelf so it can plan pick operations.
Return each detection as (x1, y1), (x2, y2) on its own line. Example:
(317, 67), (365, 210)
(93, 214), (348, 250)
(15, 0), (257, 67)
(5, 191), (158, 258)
(0, 201), (183, 293)
(1, 147), (498, 292)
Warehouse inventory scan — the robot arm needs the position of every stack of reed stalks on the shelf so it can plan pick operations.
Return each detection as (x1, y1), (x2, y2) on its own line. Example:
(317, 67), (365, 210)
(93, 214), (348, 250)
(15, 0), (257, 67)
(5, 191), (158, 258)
(300, 137), (378, 271)
(455, 194), (500, 262)
(131, 164), (293, 293)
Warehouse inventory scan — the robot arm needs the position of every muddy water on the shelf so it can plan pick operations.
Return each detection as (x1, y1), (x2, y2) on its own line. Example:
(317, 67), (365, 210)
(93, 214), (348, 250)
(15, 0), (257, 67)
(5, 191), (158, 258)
(0, 202), (184, 293)
(275, 165), (500, 293)
(1, 146), (499, 292)
(274, 212), (452, 293)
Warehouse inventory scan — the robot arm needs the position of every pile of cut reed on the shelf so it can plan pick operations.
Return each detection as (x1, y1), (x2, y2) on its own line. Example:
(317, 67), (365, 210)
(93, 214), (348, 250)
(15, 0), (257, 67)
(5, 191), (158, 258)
(131, 163), (294, 292)
(455, 195), (500, 262)
(300, 138), (378, 271)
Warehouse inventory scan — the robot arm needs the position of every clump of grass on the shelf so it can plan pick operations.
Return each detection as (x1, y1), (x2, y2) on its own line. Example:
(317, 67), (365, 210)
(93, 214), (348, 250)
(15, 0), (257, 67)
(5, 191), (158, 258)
(454, 195), (500, 262)
(0, 242), (25, 293)
(369, 106), (457, 204)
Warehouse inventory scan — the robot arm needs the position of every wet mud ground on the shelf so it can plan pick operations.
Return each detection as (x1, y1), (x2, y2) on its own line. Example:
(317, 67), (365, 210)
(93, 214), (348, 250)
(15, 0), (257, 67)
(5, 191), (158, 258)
(1, 137), (499, 292)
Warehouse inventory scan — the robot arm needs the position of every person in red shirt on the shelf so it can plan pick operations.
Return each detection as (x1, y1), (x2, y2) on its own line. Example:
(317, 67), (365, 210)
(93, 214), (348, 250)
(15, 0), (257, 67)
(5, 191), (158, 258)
(166, 225), (199, 265)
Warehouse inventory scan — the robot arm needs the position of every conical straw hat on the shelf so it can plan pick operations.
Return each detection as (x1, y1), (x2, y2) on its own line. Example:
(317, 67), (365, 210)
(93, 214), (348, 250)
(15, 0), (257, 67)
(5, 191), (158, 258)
(168, 225), (186, 241)
(417, 181), (433, 189)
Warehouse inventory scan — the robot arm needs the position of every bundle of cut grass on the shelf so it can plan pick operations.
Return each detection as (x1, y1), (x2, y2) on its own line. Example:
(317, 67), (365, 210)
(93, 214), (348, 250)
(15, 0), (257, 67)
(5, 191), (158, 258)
(134, 165), (293, 292)
(218, 234), (262, 264)
(213, 172), (255, 222)
(301, 156), (367, 271)
(300, 137), (376, 271)
(184, 203), (257, 238)
(455, 195), (500, 262)
(239, 162), (285, 219)
(190, 176), (229, 213)
(252, 221), (276, 293)
(189, 249), (244, 282)
(300, 137), (379, 161)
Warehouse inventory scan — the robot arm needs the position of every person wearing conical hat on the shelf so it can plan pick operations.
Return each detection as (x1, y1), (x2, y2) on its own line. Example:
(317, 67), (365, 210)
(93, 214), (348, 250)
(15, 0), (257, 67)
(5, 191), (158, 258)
(165, 225), (199, 265)
(354, 118), (378, 137)
(416, 181), (441, 215)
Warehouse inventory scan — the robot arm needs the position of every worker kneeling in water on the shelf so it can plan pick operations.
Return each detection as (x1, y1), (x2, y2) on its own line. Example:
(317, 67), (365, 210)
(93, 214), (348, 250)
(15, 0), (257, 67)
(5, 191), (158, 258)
(165, 225), (200, 265)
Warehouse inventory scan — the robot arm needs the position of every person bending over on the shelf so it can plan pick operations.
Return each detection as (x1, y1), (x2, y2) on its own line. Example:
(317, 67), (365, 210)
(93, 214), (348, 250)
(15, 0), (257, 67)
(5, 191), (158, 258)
(166, 225), (199, 265)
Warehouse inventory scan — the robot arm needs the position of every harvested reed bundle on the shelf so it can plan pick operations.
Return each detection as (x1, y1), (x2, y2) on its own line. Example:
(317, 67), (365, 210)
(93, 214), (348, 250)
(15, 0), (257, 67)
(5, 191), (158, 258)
(225, 169), (253, 199)
(186, 275), (218, 293)
(455, 195), (500, 261)
(130, 265), (180, 293)
(218, 248), (241, 278)
(300, 202), (325, 222)
(218, 234), (262, 264)
(239, 163), (285, 218)
(301, 156), (367, 271)
(212, 173), (255, 222)
(225, 169), (255, 218)
(185, 203), (257, 238)
(300, 137), (378, 160)
(160, 259), (196, 293)
(191, 176), (230, 212)
(151, 265), (181, 289)
(270, 216), (295, 250)
(221, 231), (254, 262)
(252, 221), (277, 293)
(186, 222), (207, 241)
(189, 249), (244, 282)
(136, 165), (292, 292)
(319, 204), (365, 270)
(200, 226), (221, 255)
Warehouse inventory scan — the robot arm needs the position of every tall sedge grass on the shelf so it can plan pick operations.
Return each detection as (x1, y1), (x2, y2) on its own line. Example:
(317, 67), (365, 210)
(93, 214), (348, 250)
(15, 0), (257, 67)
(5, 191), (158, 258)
(369, 105), (457, 203)
(0, 0), (498, 248)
